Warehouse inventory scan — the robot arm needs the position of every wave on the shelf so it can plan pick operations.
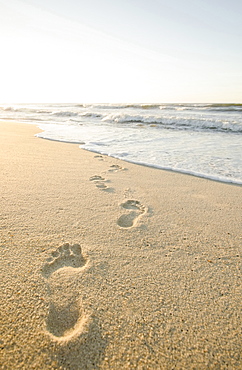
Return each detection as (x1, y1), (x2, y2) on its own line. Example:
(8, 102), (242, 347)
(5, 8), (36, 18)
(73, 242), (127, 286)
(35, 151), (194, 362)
(2, 106), (19, 112)
(1, 103), (241, 134)
(87, 104), (129, 109)
(88, 103), (162, 110)
(2, 103), (241, 116)
(102, 114), (150, 123)
(1, 106), (52, 114)
(140, 104), (161, 109)
(51, 111), (79, 117)
(101, 113), (242, 133)
(36, 110), (53, 114)
(178, 103), (242, 112)
(80, 112), (103, 118)
(206, 104), (242, 112)
(90, 103), (201, 110)
(207, 103), (242, 108)
(158, 103), (242, 112)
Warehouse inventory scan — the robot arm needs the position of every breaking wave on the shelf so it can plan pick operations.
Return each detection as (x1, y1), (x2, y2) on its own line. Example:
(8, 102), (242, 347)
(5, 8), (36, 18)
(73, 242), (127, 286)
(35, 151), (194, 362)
(51, 111), (79, 117)
(101, 113), (242, 133)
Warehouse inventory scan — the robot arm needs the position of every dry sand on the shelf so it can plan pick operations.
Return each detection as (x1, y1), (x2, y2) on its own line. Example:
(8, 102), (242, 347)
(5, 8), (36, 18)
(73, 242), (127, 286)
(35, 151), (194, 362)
(0, 121), (241, 369)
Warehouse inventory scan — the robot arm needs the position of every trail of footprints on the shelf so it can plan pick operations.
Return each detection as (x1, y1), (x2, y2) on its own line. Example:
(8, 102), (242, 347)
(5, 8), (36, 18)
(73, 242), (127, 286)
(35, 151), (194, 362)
(41, 158), (149, 342)
(89, 159), (126, 192)
(90, 155), (148, 229)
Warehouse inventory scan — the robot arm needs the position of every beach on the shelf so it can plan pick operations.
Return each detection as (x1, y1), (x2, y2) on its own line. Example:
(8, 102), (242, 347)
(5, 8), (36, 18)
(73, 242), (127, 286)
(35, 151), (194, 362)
(1, 121), (241, 369)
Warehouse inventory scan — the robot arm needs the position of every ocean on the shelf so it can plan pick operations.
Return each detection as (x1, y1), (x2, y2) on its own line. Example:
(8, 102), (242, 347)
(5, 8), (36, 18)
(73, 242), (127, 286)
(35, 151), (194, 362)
(1, 103), (242, 185)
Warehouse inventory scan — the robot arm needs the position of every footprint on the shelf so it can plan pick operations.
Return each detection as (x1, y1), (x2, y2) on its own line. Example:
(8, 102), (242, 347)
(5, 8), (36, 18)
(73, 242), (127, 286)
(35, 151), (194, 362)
(89, 175), (105, 182)
(117, 200), (147, 228)
(41, 243), (89, 341)
(108, 164), (126, 173)
(89, 175), (114, 192)
(94, 155), (104, 161)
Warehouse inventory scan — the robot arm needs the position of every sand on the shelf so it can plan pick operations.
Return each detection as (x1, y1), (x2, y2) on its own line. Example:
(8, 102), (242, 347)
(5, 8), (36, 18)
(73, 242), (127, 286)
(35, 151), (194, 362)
(0, 121), (241, 369)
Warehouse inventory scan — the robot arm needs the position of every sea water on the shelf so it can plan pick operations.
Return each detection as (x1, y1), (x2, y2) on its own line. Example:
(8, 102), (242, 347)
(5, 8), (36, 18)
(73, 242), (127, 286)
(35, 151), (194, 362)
(1, 103), (242, 185)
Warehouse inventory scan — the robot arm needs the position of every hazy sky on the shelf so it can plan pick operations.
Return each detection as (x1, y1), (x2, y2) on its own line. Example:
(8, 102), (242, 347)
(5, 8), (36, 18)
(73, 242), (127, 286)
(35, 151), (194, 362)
(0, 0), (241, 103)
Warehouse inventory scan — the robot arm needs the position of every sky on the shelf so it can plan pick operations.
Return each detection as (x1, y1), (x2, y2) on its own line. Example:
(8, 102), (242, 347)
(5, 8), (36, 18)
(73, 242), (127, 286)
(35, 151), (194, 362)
(0, 0), (241, 103)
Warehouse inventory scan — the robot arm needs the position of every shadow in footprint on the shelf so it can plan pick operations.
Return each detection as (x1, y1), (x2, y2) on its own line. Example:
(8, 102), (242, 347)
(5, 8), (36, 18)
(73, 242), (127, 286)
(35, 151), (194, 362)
(46, 302), (83, 338)
(108, 164), (127, 172)
(117, 200), (147, 228)
(51, 317), (107, 370)
(41, 243), (88, 341)
(89, 175), (114, 192)
(117, 212), (138, 228)
(89, 175), (105, 182)
(94, 155), (104, 161)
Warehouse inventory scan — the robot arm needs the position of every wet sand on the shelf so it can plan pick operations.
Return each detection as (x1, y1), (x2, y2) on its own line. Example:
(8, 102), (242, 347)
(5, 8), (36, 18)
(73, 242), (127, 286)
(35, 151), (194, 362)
(1, 121), (241, 369)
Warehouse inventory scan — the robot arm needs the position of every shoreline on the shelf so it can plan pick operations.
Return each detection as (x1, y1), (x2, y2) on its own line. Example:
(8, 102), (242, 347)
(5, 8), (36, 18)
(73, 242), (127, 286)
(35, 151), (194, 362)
(1, 99), (242, 187)
(36, 128), (242, 187)
(82, 149), (242, 188)
(1, 120), (242, 369)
